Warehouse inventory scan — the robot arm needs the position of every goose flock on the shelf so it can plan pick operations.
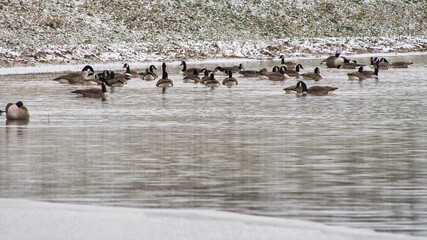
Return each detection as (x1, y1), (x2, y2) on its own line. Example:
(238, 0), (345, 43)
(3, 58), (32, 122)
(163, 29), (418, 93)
(2, 53), (413, 122)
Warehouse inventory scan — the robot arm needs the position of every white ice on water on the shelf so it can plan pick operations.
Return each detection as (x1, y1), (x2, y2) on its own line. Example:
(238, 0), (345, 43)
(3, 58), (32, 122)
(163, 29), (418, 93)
(0, 198), (423, 240)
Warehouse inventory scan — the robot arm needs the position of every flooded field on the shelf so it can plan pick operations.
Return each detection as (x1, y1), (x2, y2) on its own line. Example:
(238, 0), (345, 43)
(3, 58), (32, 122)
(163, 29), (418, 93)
(0, 53), (426, 236)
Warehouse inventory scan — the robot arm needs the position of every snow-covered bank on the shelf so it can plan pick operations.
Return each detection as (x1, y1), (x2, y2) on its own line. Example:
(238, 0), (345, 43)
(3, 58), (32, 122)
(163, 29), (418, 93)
(0, 199), (423, 240)
(1, 0), (426, 66)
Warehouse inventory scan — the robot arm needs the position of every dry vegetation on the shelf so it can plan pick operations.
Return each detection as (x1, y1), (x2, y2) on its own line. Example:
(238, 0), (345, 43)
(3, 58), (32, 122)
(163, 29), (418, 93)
(0, 0), (426, 66)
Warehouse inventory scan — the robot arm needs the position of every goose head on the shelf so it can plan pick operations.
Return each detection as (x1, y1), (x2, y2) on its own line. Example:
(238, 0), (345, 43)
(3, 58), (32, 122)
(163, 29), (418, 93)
(82, 65), (95, 76)
(16, 101), (24, 108)
(149, 65), (157, 72)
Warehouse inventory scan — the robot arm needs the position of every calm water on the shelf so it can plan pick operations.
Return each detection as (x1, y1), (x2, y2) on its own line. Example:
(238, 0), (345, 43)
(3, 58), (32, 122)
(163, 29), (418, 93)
(1, 54), (426, 236)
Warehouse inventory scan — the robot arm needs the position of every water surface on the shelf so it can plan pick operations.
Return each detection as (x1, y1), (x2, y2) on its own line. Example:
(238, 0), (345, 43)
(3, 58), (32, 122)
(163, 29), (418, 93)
(1, 54), (426, 236)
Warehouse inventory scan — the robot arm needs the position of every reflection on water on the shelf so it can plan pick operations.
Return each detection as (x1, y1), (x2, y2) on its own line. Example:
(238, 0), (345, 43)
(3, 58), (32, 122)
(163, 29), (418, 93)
(6, 119), (30, 125)
(0, 54), (426, 236)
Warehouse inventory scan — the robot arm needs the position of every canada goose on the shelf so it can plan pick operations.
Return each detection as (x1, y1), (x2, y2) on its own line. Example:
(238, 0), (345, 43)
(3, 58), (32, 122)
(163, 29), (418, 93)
(105, 71), (127, 87)
(259, 66), (290, 81)
(284, 64), (304, 78)
(239, 68), (267, 78)
(156, 63), (173, 94)
(369, 57), (378, 68)
(223, 64), (244, 73)
(139, 65), (158, 81)
(347, 66), (367, 81)
(222, 70), (238, 87)
(321, 52), (348, 68)
(257, 66), (277, 80)
(71, 77), (110, 101)
(391, 61), (413, 68)
(200, 69), (211, 85)
(295, 81), (337, 96)
(283, 84), (298, 94)
(362, 64), (379, 78)
(54, 65), (95, 85)
(4, 101), (30, 121)
(339, 60), (365, 69)
(300, 67), (322, 81)
(279, 55), (297, 69)
(123, 63), (139, 79)
(213, 66), (228, 76)
(94, 70), (109, 80)
(376, 58), (390, 70)
(205, 73), (220, 88)
(183, 69), (201, 83)
(180, 61), (204, 76)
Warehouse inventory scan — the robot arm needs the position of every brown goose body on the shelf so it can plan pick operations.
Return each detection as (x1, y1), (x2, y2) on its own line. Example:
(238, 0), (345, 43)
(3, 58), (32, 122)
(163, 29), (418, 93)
(183, 69), (201, 83)
(339, 60), (365, 69)
(123, 63), (139, 78)
(391, 61), (413, 68)
(284, 64), (303, 78)
(205, 73), (220, 88)
(223, 64), (244, 73)
(5, 101), (30, 121)
(139, 65), (158, 81)
(222, 71), (238, 87)
(72, 78), (110, 101)
(362, 65), (379, 78)
(377, 58), (391, 70)
(347, 67), (367, 81)
(259, 66), (289, 81)
(321, 53), (348, 68)
(54, 65), (95, 85)
(105, 71), (127, 87)
(301, 67), (322, 81)
(180, 61), (204, 76)
(239, 68), (267, 78)
(295, 81), (337, 96)
(279, 55), (297, 69)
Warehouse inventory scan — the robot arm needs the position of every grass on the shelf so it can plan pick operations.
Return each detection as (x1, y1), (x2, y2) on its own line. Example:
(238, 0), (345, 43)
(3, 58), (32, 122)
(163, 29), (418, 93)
(0, 0), (426, 65)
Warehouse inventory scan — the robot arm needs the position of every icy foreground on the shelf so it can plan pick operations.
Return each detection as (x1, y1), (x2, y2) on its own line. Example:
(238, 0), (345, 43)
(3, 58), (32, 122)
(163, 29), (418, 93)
(0, 199), (423, 240)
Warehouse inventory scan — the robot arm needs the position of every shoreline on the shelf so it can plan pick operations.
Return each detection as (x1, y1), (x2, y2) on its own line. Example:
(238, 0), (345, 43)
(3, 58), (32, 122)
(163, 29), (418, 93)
(0, 51), (426, 76)
(1, 36), (426, 73)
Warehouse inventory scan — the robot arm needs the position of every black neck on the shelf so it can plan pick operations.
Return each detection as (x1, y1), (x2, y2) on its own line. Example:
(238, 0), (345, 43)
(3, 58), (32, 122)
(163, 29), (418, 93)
(297, 81), (308, 92)
(101, 82), (107, 93)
